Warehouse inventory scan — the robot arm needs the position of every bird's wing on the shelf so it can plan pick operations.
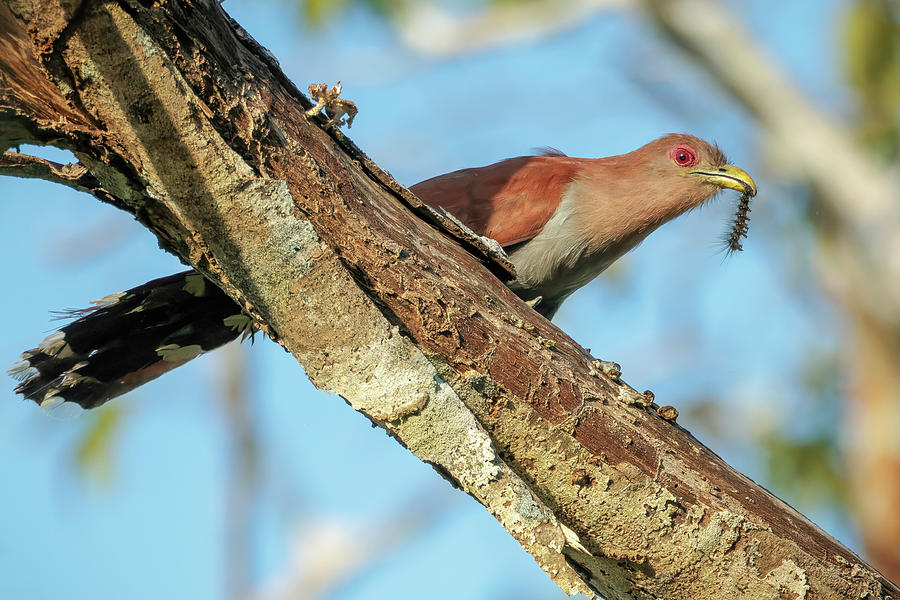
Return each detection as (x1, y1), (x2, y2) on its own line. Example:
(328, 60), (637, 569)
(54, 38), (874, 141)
(410, 156), (584, 247)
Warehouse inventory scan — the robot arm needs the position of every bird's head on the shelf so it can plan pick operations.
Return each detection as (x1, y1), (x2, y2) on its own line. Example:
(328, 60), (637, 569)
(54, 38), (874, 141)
(576, 134), (758, 253)
(601, 133), (757, 234)
(655, 133), (756, 199)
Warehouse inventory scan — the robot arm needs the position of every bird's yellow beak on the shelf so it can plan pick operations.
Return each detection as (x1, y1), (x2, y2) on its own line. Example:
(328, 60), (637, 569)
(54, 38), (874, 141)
(690, 164), (757, 196)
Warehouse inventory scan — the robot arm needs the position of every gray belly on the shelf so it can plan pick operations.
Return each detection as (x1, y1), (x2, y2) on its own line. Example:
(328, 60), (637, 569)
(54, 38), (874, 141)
(499, 193), (651, 318)
(506, 243), (614, 315)
(505, 230), (647, 318)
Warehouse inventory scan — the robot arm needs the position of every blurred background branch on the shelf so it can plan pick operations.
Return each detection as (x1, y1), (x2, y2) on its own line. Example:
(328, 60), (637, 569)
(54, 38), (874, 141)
(221, 343), (257, 600)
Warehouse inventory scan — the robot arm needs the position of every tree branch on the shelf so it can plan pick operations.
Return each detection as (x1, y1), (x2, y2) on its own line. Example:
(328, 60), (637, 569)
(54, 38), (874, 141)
(0, 149), (118, 200)
(1, 0), (896, 598)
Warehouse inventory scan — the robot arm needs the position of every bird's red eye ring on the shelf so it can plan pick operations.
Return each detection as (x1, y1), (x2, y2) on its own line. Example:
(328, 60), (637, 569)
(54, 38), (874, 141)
(669, 145), (699, 167)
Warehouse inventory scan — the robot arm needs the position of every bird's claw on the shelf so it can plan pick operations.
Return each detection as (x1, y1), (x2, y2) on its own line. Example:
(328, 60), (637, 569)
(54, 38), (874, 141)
(524, 296), (543, 309)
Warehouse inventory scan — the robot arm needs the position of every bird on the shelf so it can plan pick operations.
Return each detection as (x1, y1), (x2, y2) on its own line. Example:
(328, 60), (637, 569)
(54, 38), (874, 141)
(8, 133), (756, 411)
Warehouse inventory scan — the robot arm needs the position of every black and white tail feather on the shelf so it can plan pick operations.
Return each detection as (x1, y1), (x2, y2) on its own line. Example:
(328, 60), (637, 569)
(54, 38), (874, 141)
(9, 270), (252, 411)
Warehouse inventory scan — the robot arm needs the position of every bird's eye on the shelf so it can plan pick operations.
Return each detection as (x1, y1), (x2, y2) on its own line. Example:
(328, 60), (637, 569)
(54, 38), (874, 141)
(669, 145), (699, 167)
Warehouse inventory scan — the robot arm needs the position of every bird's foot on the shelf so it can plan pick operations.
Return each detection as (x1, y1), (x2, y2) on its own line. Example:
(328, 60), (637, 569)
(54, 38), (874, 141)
(524, 296), (543, 309)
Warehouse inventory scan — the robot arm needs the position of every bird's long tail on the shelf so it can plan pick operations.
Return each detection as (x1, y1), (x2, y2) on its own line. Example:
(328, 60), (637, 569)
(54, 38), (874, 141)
(8, 270), (250, 410)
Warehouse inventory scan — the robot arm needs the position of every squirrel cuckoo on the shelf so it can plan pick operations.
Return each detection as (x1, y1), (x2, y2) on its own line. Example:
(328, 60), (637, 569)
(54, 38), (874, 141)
(9, 134), (756, 410)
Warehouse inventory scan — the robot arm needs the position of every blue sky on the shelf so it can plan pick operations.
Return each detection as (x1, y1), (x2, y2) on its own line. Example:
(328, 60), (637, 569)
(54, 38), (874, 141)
(0, 1), (856, 599)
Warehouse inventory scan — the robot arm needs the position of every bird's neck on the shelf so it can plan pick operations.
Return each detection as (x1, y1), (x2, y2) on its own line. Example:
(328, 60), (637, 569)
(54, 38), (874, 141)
(570, 159), (714, 255)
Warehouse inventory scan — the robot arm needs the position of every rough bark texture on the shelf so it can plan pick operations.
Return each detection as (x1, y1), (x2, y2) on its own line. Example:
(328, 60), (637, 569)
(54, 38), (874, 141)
(1, 1), (897, 598)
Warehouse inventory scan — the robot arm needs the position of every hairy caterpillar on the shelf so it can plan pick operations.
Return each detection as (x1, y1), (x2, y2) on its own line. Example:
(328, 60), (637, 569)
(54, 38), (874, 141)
(725, 191), (753, 253)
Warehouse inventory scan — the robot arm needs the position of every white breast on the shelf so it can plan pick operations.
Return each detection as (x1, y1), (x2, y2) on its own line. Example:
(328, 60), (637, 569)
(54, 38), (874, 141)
(505, 186), (651, 307)
(506, 191), (598, 303)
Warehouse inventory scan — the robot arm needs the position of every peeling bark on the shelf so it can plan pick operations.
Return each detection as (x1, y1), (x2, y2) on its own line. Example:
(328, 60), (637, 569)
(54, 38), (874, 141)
(1, 1), (897, 598)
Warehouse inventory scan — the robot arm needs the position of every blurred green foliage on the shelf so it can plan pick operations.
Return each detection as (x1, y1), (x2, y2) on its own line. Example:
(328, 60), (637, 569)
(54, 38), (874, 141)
(842, 0), (900, 159)
(760, 353), (847, 509)
(297, 0), (542, 28)
(75, 405), (123, 484)
(299, 0), (405, 27)
(760, 432), (848, 508)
